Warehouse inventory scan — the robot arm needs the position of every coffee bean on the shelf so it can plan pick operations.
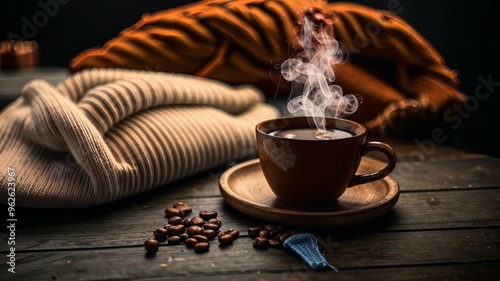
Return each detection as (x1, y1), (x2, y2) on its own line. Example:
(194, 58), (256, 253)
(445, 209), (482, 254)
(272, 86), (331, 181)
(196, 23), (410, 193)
(219, 228), (239, 238)
(203, 223), (220, 231)
(192, 235), (209, 243)
(186, 225), (203, 237)
(144, 203), (242, 256)
(217, 229), (229, 237)
(268, 237), (282, 248)
(185, 238), (198, 248)
(199, 210), (218, 220)
(253, 237), (268, 248)
(190, 217), (205, 227)
(248, 227), (262, 238)
(167, 236), (181, 245)
(179, 208), (192, 217)
(194, 242), (210, 252)
(207, 218), (222, 227)
(164, 207), (181, 218)
(269, 227), (282, 237)
(228, 228), (240, 239)
(218, 234), (233, 245)
(173, 202), (193, 217)
(167, 224), (185, 236)
(279, 232), (291, 243)
(247, 224), (300, 249)
(265, 225), (277, 232)
(179, 233), (189, 242)
(153, 228), (168, 239)
(259, 229), (269, 238)
(168, 216), (183, 225)
(181, 218), (191, 227)
(202, 229), (216, 240)
(144, 239), (159, 252)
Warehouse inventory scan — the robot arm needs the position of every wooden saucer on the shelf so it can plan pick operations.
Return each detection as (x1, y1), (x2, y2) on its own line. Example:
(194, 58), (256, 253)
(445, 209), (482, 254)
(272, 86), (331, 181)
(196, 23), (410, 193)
(218, 158), (399, 227)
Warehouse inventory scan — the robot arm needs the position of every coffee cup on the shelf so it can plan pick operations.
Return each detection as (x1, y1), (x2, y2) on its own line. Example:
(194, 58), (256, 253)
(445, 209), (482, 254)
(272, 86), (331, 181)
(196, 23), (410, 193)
(255, 116), (397, 208)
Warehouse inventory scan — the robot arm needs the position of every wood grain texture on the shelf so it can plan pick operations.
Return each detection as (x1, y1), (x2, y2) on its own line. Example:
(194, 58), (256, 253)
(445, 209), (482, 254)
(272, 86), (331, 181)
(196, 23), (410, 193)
(6, 228), (499, 280)
(2, 185), (500, 252)
(392, 157), (500, 191)
(1, 155), (499, 280)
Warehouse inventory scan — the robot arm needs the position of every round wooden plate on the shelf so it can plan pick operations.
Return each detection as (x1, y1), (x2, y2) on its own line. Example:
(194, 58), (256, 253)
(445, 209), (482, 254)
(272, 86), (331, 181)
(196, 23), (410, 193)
(219, 158), (399, 227)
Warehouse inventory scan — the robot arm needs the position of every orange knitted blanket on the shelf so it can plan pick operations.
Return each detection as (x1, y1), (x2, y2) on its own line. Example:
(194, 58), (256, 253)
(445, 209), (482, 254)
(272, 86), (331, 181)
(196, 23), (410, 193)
(69, 0), (466, 135)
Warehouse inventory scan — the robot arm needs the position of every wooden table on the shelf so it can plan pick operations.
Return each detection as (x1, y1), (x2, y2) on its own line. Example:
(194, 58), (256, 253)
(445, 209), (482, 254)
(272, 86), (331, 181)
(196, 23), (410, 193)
(1, 68), (500, 280)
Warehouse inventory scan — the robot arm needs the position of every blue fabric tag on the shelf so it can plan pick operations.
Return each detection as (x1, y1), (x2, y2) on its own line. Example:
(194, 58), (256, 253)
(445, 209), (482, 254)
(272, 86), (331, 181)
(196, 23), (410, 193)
(283, 233), (338, 271)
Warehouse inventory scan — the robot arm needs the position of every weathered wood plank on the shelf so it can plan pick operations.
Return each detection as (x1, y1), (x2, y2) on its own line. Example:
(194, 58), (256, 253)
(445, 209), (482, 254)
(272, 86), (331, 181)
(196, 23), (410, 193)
(139, 262), (500, 281)
(355, 154), (500, 191)
(134, 263), (500, 281)
(7, 260), (500, 281)
(5, 228), (499, 281)
(392, 157), (500, 190)
(2, 188), (500, 251)
(382, 189), (500, 230)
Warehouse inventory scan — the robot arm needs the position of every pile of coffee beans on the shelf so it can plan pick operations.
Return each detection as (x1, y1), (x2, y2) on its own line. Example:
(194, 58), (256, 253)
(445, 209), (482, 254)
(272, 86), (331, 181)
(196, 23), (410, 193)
(144, 202), (239, 253)
(248, 225), (298, 248)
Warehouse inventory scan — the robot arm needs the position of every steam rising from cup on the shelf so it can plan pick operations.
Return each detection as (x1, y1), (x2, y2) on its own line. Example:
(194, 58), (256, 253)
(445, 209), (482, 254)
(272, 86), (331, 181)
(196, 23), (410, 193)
(281, 16), (359, 138)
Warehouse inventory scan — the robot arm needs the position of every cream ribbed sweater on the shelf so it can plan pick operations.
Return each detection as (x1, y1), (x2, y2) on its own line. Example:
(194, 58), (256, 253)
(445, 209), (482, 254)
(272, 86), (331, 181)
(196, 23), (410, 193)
(0, 69), (278, 208)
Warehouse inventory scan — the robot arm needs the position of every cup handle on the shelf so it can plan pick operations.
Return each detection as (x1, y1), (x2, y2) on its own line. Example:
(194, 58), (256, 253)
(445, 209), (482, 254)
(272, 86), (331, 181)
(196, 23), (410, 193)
(348, 141), (397, 187)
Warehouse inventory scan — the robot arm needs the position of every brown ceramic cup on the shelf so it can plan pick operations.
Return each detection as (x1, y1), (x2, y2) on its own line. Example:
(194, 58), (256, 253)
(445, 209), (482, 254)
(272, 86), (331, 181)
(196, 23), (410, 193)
(255, 116), (397, 208)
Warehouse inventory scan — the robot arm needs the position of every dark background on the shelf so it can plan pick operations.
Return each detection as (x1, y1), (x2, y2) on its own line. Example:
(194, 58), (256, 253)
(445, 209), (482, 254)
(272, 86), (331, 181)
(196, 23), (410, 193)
(1, 0), (499, 158)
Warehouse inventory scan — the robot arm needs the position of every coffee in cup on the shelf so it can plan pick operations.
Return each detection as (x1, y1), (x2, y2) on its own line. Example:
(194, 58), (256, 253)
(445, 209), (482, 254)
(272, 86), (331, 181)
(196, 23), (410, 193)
(255, 116), (396, 208)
